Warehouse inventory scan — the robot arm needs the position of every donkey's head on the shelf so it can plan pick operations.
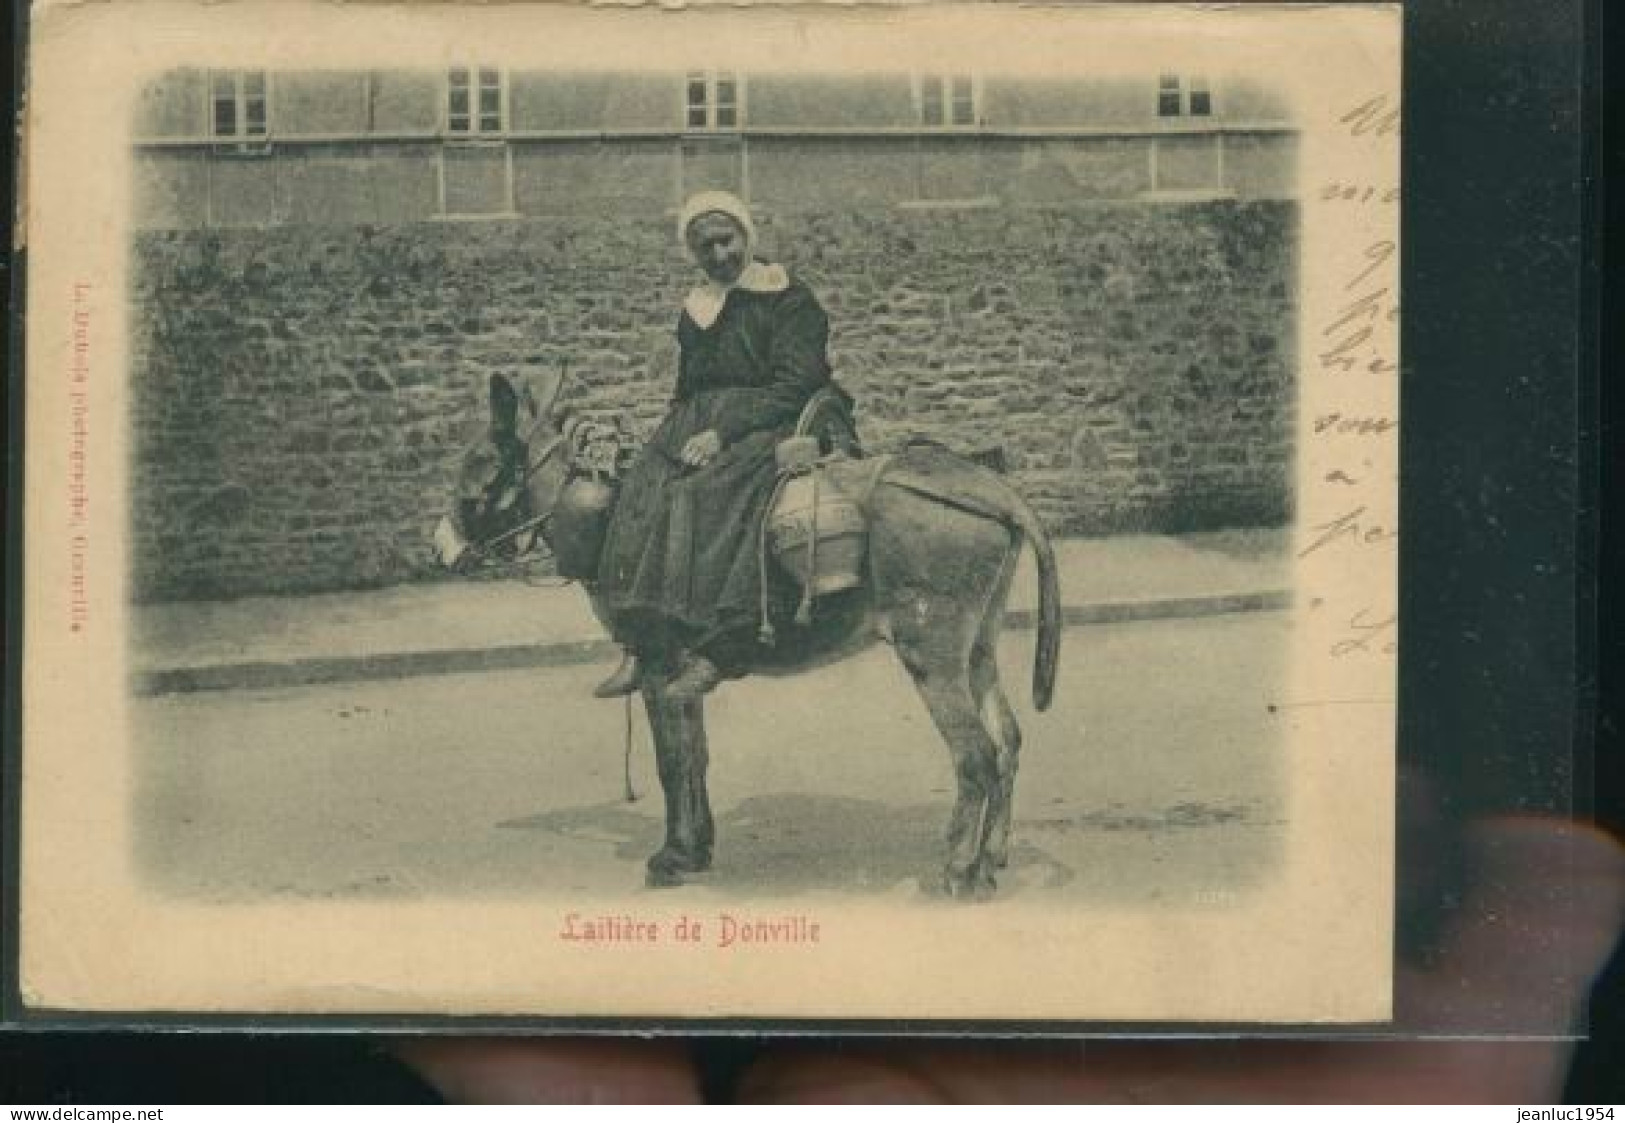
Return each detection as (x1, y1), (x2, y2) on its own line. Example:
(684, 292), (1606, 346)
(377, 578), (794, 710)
(434, 368), (574, 571)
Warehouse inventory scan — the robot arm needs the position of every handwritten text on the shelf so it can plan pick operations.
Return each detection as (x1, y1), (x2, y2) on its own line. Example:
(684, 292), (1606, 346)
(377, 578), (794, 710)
(1330, 608), (1397, 658)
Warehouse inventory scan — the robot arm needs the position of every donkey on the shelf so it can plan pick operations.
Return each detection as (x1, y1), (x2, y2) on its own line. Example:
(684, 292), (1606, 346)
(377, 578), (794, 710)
(439, 369), (1061, 900)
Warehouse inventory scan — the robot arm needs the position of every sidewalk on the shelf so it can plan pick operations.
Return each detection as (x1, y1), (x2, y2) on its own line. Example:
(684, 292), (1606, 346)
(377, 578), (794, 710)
(132, 529), (1293, 696)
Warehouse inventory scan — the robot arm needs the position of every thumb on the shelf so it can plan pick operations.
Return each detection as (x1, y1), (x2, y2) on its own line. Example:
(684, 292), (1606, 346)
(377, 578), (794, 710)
(1401, 816), (1625, 1040)
(395, 1038), (702, 1104)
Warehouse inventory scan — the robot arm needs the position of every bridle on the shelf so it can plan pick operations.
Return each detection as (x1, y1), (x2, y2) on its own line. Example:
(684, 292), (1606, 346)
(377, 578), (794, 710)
(459, 420), (571, 563)
(460, 412), (623, 564)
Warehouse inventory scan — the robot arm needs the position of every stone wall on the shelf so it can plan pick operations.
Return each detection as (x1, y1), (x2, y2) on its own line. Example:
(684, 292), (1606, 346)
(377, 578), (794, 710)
(129, 201), (1295, 600)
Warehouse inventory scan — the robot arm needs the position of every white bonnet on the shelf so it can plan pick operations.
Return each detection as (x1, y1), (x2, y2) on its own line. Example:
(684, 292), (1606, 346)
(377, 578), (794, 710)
(677, 190), (756, 248)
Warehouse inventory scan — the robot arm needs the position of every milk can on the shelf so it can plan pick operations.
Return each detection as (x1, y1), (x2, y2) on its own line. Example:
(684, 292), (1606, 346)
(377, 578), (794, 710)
(551, 474), (619, 580)
(767, 467), (867, 597)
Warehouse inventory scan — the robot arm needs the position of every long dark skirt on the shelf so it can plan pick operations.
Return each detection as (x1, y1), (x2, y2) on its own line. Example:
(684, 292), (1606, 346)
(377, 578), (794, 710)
(596, 400), (789, 663)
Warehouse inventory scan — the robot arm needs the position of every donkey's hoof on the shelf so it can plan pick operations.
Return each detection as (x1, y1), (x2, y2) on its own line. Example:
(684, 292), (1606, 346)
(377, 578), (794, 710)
(943, 866), (998, 902)
(646, 865), (686, 888)
(646, 847), (711, 887)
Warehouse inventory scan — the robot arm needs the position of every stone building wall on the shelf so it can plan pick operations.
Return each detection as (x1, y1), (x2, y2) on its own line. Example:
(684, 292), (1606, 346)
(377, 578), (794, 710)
(129, 201), (1295, 600)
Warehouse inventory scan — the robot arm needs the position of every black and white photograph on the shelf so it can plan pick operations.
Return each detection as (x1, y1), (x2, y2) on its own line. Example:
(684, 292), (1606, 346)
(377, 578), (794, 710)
(19, 1), (1400, 1023)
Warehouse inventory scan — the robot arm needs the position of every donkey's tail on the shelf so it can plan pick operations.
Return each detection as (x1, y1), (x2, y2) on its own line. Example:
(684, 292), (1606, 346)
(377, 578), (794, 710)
(1007, 492), (1061, 712)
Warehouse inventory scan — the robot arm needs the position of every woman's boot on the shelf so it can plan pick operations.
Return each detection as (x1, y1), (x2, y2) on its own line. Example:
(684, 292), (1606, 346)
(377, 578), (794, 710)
(592, 648), (641, 698)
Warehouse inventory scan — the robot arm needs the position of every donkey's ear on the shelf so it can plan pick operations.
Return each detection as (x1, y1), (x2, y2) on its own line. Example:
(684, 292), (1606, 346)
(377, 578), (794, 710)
(534, 367), (566, 421)
(489, 373), (520, 433)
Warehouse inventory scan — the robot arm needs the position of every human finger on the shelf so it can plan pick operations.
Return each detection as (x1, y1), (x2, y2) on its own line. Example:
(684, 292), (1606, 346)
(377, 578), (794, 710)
(739, 1037), (1582, 1104)
(1400, 817), (1625, 1036)
(739, 818), (1624, 1103)
(396, 1038), (703, 1104)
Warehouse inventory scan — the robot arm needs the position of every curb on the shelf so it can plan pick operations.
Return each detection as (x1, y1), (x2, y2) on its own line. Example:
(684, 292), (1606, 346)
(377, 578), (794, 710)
(133, 588), (1292, 697)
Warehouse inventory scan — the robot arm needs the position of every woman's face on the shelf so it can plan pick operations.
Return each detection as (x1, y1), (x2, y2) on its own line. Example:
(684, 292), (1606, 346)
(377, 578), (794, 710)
(686, 212), (749, 285)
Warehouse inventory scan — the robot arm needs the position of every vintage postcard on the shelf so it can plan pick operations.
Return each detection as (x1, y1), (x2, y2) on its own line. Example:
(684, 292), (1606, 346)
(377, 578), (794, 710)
(16, 0), (1400, 1023)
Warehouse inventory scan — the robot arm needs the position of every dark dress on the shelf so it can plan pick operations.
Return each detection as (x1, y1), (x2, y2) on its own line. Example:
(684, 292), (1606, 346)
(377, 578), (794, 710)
(596, 275), (835, 668)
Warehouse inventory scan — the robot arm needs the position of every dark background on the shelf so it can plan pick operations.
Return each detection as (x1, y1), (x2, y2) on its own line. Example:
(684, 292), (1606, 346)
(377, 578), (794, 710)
(2, 0), (1620, 1103)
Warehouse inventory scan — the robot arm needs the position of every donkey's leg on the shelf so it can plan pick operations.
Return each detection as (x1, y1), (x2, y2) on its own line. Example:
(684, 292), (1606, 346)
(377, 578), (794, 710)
(971, 639), (1023, 871)
(895, 632), (1001, 901)
(867, 482), (1017, 900)
(971, 542), (1024, 872)
(642, 677), (714, 887)
(690, 704), (716, 859)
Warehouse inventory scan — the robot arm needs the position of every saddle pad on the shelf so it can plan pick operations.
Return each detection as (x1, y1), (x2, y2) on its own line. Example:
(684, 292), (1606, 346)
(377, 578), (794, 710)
(824, 445), (1026, 531)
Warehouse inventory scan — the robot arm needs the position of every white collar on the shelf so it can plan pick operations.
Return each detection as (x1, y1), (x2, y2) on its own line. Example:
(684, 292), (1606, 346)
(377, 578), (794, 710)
(683, 261), (790, 329)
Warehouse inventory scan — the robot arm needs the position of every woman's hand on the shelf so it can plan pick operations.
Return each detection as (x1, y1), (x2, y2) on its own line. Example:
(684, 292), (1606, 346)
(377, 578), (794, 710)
(680, 430), (723, 468)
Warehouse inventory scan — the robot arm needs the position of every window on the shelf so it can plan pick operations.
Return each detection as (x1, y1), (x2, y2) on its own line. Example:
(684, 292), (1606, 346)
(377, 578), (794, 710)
(211, 70), (268, 138)
(441, 67), (512, 215)
(685, 71), (742, 130)
(1157, 74), (1213, 118)
(448, 66), (505, 135)
(916, 74), (979, 128)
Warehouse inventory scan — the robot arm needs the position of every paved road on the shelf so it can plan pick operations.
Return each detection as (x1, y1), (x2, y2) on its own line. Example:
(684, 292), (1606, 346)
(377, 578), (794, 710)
(134, 611), (1291, 907)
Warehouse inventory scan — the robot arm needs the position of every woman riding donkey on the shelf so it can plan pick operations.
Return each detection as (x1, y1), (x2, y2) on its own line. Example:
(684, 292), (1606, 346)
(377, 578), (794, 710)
(591, 191), (851, 701)
(442, 191), (1059, 896)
